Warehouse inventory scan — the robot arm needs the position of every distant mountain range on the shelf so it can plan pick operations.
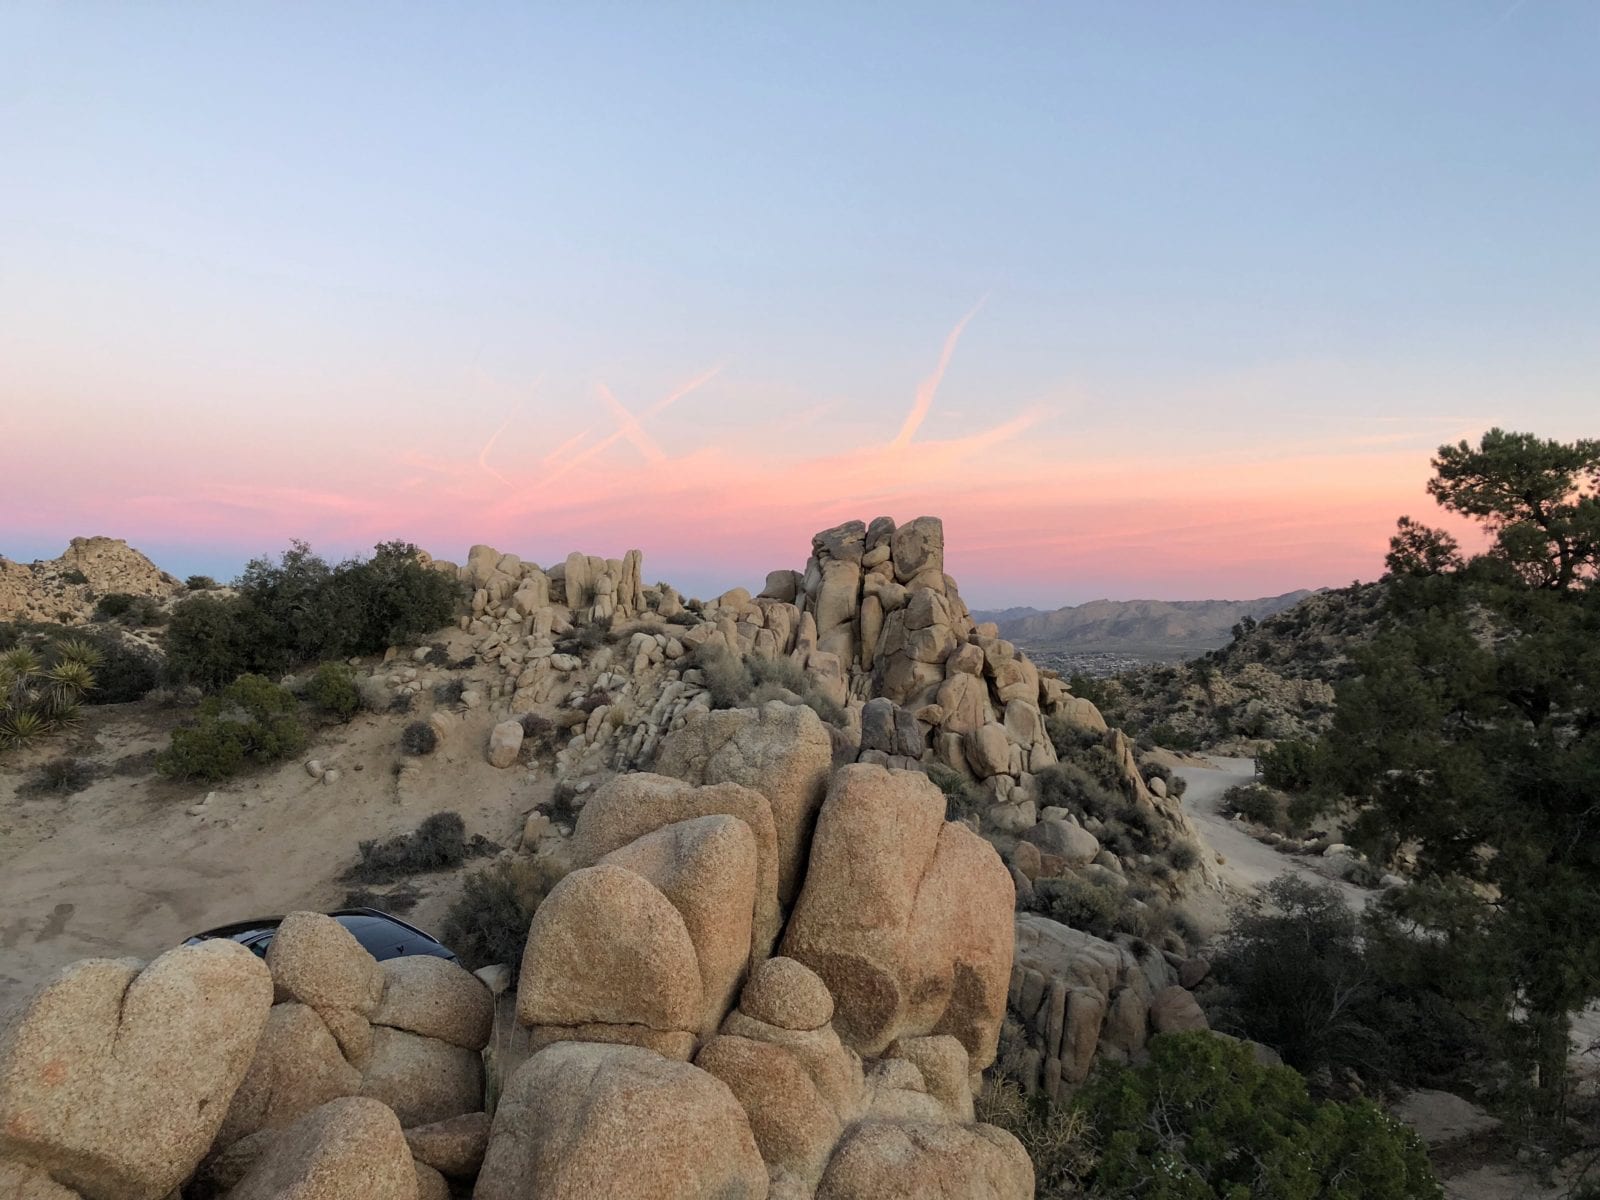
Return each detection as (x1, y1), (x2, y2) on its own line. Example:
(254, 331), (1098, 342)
(972, 590), (1316, 660)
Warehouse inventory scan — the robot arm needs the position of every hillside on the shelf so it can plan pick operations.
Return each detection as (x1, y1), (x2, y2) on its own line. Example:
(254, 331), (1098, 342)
(1092, 581), (1388, 751)
(0, 536), (183, 625)
(973, 589), (1314, 671)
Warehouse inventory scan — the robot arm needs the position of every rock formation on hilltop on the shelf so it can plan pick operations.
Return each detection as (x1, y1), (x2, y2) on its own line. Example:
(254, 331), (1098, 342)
(0, 536), (183, 625)
(0, 515), (1236, 1197)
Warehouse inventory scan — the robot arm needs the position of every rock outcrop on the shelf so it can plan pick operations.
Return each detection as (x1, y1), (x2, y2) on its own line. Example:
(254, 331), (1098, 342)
(0, 941), (272, 1200)
(0, 536), (182, 625)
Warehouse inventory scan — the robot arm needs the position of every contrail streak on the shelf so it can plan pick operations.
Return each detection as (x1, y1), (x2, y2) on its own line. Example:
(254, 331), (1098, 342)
(890, 297), (987, 450)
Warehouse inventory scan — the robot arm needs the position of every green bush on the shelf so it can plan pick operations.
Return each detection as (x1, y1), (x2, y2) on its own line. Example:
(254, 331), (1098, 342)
(164, 541), (462, 689)
(156, 674), (306, 781)
(1258, 738), (1323, 792)
(1222, 783), (1286, 830)
(185, 575), (219, 591)
(442, 857), (565, 973)
(306, 662), (361, 721)
(60, 569), (88, 586)
(1029, 875), (1123, 939)
(1144, 722), (1199, 752)
(1077, 1032), (1440, 1198)
(1210, 876), (1485, 1093)
(94, 593), (134, 620)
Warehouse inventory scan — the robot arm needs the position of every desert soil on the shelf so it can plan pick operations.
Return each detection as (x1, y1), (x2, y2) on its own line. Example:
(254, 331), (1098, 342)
(0, 700), (547, 1018)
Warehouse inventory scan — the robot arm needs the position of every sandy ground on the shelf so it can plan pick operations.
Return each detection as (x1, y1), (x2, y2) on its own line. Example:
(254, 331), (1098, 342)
(1169, 753), (1373, 911)
(0, 699), (547, 1019)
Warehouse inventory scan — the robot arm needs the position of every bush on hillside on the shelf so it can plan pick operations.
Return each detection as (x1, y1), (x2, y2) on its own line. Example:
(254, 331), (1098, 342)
(185, 575), (219, 591)
(164, 541), (462, 689)
(155, 674), (306, 781)
(692, 643), (846, 726)
(442, 856), (567, 974)
(306, 662), (361, 722)
(1257, 738), (1323, 793)
(1222, 782), (1287, 831)
(1075, 1032), (1440, 1198)
(344, 811), (470, 883)
(1210, 875), (1486, 1092)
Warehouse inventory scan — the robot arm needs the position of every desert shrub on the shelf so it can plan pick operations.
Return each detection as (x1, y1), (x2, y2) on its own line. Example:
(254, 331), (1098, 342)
(94, 593), (134, 620)
(1034, 763), (1122, 821)
(517, 713), (563, 757)
(442, 856), (566, 973)
(1075, 1032), (1440, 1198)
(433, 678), (466, 706)
(341, 880), (420, 913)
(422, 643), (450, 667)
(1258, 738), (1323, 792)
(747, 656), (807, 693)
(387, 691), (415, 715)
(1222, 782), (1286, 831)
(345, 811), (470, 883)
(18, 757), (97, 796)
(164, 541), (462, 689)
(2, 623), (157, 706)
(306, 662), (361, 721)
(664, 609), (697, 626)
(401, 720), (438, 755)
(926, 763), (985, 823)
(1167, 840), (1201, 872)
(155, 674), (306, 781)
(1029, 875), (1123, 939)
(185, 574), (218, 591)
(60, 569), (88, 586)
(800, 688), (847, 727)
(695, 643), (753, 709)
(1209, 875), (1484, 1093)
(976, 1081), (1093, 1198)
(1144, 722), (1200, 752)
(163, 595), (262, 691)
(575, 690), (613, 714)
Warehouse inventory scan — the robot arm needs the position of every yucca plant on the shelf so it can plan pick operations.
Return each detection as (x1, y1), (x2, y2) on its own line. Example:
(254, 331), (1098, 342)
(0, 641), (97, 752)
(0, 707), (50, 750)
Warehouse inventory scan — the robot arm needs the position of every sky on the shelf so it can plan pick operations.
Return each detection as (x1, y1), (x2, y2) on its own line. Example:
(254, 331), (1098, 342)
(1, 3), (1595, 608)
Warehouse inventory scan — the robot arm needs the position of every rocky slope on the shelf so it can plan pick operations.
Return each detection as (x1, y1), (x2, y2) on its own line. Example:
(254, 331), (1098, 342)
(1093, 581), (1387, 751)
(0, 516), (1239, 1198)
(0, 536), (183, 625)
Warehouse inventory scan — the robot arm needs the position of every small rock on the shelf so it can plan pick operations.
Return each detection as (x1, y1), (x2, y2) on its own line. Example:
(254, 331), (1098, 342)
(322, 768), (341, 785)
(305, 760), (325, 779)
(473, 964), (512, 995)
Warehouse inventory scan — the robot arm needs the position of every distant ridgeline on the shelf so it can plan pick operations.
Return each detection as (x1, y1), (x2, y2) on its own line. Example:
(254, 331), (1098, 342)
(972, 590), (1314, 676)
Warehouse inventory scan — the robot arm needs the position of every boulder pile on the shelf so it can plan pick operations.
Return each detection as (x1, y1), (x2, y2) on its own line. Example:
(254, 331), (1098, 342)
(0, 695), (1033, 1197)
(0, 914), (494, 1200)
(481, 713), (1029, 1198)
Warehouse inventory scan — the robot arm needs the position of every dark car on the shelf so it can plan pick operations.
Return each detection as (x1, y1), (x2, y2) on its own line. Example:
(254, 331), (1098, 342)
(184, 908), (457, 963)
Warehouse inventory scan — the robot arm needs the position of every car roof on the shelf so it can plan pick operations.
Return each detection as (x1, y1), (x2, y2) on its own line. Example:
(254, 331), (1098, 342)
(184, 908), (456, 962)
